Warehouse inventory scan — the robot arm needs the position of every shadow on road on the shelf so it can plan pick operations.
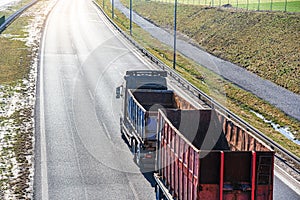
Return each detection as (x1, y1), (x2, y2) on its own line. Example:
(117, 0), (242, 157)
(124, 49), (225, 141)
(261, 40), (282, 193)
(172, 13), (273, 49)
(142, 171), (156, 187)
(121, 133), (156, 187)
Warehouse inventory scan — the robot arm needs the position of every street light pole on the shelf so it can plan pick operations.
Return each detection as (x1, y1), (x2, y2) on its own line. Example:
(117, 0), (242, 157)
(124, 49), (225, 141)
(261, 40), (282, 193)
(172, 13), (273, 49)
(173, 0), (178, 70)
(112, 0), (114, 18)
(130, 0), (133, 35)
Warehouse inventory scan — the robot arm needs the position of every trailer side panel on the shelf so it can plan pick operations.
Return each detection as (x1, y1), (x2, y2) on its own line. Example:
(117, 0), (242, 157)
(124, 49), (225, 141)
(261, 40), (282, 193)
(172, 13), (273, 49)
(156, 109), (274, 200)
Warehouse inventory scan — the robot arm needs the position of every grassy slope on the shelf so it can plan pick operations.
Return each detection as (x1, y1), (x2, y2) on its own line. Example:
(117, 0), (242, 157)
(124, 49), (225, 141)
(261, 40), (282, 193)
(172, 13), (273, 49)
(0, 0), (32, 84)
(98, 0), (300, 157)
(0, 1), (34, 198)
(0, 0), (32, 20)
(0, 38), (31, 84)
(133, 2), (300, 94)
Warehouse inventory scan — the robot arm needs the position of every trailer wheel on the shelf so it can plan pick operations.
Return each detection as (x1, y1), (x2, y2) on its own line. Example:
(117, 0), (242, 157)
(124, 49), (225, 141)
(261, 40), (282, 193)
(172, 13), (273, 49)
(120, 118), (123, 134)
(131, 139), (136, 156)
(135, 143), (141, 166)
(155, 184), (163, 200)
(120, 125), (124, 137)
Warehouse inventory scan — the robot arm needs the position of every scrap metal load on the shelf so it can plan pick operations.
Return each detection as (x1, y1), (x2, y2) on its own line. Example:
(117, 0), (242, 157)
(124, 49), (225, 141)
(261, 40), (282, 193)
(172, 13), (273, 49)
(116, 70), (274, 200)
(155, 109), (274, 200)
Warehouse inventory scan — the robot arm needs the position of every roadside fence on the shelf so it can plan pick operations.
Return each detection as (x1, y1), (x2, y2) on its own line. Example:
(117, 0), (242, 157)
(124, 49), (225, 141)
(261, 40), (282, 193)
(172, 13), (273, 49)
(147, 0), (299, 12)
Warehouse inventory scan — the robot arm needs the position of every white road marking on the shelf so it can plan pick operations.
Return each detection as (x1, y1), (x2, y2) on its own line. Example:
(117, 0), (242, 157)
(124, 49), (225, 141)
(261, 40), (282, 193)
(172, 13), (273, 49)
(128, 180), (140, 200)
(88, 89), (94, 100)
(40, 6), (49, 200)
(102, 121), (111, 140)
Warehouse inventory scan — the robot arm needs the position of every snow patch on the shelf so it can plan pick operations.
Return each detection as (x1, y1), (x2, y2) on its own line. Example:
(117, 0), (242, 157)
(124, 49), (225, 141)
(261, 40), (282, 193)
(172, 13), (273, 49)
(0, 0), (57, 199)
(0, 0), (21, 12)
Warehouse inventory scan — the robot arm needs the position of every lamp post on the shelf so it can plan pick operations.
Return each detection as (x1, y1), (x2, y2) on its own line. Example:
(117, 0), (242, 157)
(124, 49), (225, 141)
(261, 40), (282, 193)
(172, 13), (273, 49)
(112, 0), (114, 18)
(173, 0), (178, 70)
(130, 0), (133, 35)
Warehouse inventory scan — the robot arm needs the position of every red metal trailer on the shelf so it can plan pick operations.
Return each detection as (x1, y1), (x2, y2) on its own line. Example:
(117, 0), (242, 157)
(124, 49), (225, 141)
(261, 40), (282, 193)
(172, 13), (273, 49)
(155, 109), (274, 200)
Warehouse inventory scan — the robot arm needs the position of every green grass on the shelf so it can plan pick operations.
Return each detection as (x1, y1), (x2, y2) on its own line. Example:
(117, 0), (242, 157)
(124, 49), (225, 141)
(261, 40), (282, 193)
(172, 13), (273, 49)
(0, 0), (32, 19)
(131, 2), (300, 94)
(0, 0), (33, 84)
(0, 38), (31, 84)
(0, 0), (35, 197)
(0, 27), (31, 84)
(97, 0), (300, 157)
(239, 1), (300, 12)
(151, 0), (300, 12)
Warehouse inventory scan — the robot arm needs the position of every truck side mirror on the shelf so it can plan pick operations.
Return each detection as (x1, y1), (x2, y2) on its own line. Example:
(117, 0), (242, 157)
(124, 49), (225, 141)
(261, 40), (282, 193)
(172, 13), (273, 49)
(116, 85), (123, 99)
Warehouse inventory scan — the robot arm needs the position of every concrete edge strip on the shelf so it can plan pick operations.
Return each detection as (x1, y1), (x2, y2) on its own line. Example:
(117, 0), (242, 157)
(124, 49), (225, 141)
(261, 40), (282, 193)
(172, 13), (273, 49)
(274, 164), (300, 195)
(39, 9), (49, 200)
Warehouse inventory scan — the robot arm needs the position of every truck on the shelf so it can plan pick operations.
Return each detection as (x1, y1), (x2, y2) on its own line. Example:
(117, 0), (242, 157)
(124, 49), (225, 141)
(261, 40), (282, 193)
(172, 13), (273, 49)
(116, 70), (199, 168)
(116, 70), (274, 199)
(155, 109), (274, 200)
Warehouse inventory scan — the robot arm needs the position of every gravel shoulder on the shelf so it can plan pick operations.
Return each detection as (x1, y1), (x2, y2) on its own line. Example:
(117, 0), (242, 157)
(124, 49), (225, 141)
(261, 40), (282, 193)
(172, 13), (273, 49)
(114, 0), (300, 121)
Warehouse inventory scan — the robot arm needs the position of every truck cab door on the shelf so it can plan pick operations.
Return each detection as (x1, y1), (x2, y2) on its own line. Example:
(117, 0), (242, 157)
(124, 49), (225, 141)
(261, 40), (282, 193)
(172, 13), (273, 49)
(116, 85), (123, 99)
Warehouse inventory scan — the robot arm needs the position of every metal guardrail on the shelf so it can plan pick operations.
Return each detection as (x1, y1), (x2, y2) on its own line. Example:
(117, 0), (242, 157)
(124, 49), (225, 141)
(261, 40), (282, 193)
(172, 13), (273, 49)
(0, 0), (39, 34)
(93, 1), (300, 172)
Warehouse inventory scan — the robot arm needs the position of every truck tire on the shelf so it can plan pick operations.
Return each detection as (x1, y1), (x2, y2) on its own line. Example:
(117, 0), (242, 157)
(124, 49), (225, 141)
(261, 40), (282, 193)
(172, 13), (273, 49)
(119, 118), (123, 135)
(120, 125), (124, 138)
(155, 184), (163, 200)
(132, 140), (143, 167)
(131, 139), (136, 156)
(135, 143), (141, 166)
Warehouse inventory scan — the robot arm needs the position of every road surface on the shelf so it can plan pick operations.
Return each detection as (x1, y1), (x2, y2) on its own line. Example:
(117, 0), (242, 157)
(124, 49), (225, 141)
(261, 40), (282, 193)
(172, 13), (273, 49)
(34, 0), (156, 199)
(34, 0), (299, 199)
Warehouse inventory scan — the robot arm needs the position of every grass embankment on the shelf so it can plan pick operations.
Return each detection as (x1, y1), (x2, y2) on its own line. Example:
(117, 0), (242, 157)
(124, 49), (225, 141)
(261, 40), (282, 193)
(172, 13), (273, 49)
(0, 0), (32, 22)
(0, 1), (35, 198)
(0, 0), (33, 83)
(97, 0), (300, 157)
(0, 38), (31, 83)
(133, 2), (300, 94)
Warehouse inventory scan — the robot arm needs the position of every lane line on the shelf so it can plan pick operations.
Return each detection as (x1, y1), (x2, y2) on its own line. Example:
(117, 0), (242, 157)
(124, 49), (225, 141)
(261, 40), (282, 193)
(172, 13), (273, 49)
(39, 0), (60, 198)
(102, 121), (111, 140)
(40, 9), (49, 200)
(128, 180), (140, 200)
(88, 89), (94, 100)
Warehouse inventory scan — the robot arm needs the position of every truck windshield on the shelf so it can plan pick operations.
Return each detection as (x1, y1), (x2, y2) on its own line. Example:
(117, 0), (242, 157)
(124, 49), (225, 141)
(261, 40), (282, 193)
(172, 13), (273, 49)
(138, 83), (167, 90)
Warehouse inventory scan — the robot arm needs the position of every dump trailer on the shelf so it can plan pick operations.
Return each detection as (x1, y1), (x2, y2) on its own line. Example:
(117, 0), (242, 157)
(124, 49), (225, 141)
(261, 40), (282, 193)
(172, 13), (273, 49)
(155, 109), (274, 200)
(116, 70), (197, 168)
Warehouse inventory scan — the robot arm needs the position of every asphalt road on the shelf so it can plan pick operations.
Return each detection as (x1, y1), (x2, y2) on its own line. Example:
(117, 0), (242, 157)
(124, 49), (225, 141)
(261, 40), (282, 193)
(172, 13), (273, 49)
(34, 0), (299, 199)
(34, 0), (157, 199)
